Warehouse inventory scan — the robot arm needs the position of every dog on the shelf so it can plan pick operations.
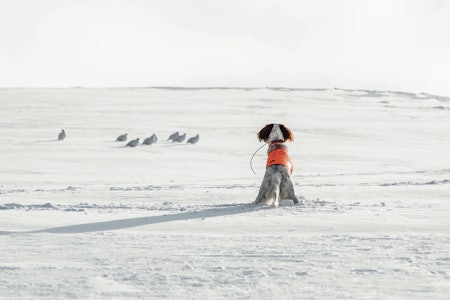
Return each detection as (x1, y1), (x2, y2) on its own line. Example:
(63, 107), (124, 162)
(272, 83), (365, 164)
(254, 123), (298, 207)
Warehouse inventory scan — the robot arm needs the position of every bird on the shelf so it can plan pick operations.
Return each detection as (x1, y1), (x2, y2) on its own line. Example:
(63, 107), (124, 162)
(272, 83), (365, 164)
(58, 129), (66, 141)
(116, 133), (127, 142)
(167, 131), (179, 142)
(174, 133), (186, 143)
(143, 134), (157, 145)
(186, 134), (199, 144)
(126, 138), (140, 147)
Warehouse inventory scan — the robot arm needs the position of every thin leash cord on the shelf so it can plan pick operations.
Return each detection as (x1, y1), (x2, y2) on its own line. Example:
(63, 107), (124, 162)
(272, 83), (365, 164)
(250, 142), (269, 175)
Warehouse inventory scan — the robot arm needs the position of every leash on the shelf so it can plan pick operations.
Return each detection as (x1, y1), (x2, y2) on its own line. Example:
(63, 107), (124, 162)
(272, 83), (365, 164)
(250, 142), (269, 175)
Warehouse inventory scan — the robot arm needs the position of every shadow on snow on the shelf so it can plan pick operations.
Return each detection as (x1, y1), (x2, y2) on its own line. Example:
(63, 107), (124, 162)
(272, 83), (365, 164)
(1, 203), (261, 235)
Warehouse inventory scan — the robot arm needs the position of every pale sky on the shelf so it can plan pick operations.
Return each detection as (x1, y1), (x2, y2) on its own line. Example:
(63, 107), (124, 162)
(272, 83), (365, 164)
(1, 0), (450, 95)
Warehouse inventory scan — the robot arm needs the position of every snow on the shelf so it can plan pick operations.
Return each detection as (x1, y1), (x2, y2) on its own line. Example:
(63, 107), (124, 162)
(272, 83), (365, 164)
(1, 87), (449, 299)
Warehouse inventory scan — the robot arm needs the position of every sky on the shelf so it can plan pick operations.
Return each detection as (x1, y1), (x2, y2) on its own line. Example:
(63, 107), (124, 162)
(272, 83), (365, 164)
(1, 0), (450, 95)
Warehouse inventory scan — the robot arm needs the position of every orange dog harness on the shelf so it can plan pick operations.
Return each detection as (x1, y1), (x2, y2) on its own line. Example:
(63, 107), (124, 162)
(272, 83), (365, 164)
(266, 148), (293, 175)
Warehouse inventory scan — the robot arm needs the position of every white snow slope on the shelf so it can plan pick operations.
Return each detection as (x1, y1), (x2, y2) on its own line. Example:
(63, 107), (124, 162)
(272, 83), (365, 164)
(1, 87), (449, 299)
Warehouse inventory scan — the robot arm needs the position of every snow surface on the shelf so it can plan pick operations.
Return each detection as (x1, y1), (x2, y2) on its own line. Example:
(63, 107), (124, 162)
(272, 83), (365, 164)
(1, 87), (449, 299)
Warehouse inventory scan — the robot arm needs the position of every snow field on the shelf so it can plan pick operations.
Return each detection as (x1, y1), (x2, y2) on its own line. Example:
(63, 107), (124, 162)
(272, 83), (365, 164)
(1, 87), (449, 299)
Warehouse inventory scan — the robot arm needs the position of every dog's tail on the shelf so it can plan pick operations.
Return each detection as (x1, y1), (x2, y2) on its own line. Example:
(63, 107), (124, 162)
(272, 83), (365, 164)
(268, 172), (282, 207)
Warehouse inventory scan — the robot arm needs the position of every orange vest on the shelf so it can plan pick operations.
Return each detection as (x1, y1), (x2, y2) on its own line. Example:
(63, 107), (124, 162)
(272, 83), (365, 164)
(266, 148), (293, 175)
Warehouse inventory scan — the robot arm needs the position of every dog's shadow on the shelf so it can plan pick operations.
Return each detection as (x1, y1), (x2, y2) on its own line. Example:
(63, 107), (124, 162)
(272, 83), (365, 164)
(1, 203), (260, 235)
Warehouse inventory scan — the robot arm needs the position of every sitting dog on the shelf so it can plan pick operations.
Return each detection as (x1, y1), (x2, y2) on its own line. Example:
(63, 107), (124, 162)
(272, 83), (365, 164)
(254, 123), (298, 207)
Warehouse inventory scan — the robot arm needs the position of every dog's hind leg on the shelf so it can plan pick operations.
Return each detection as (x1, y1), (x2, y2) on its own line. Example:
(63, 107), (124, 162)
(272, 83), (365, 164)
(280, 174), (298, 204)
(255, 168), (281, 206)
(286, 180), (298, 204)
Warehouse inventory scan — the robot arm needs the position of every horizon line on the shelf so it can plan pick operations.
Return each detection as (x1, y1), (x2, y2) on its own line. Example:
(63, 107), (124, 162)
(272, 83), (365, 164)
(0, 86), (448, 98)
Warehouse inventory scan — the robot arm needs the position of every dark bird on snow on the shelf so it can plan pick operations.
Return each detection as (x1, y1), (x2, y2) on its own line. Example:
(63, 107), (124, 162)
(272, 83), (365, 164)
(126, 138), (140, 147)
(143, 134), (157, 145)
(58, 129), (66, 141)
(116, 133), (127, 142)
(174, 133), (186, 143)
(186, 134), (199, 144)
(167, 131), (180, 142)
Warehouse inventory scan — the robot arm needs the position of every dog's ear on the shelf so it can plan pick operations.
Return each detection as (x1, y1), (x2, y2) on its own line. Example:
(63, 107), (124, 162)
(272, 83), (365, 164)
(279, 124), (294, 142)
(257, 124), (274, 142)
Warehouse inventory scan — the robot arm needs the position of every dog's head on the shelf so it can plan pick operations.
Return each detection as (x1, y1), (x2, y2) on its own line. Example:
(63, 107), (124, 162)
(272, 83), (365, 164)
(257, 123), (294, 143)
